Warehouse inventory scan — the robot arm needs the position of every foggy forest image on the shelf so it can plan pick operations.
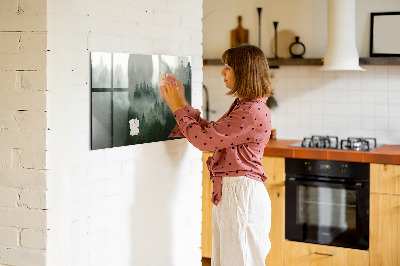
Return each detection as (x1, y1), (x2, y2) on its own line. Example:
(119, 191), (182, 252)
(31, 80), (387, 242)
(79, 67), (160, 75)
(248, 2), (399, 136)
(91, 52), (192, 150)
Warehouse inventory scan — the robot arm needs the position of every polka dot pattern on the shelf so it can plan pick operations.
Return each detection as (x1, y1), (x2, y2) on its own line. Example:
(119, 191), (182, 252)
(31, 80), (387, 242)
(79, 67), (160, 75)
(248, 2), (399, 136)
(169, 97), (272, 206)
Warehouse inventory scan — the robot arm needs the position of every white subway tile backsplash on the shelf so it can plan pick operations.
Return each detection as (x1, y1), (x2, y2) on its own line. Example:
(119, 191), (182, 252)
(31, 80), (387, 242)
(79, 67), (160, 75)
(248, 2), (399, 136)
(375, 104), (389, 117)
(323, 87), (336, 103)
(388, 76), (400, 91)
(348, 71), (362, 90)
(362, 116), (375, 130)
(375, 130), (389, 144)
(204, 65), (400, 144)
(287, 113), (300, 127)
(322, 70), (335, 78)
(388, 131), (400, 143)
(335, 73), (349, 90)
(298, 77), (311, 89)
(389, 117), (400, 131)
(336, 103), (349, 116)
(336, 128), (349, 140)
(349, 128), (362, 137)
(348, 90), (362, 103)
(297, 89), (312, 103)
(374, 90), (388, 104)
(323, 103), (336, 116)
(286, 77), (299, 89)
(336, 115), (348, 129)
(362, 65), (375, 74)
(311, 114), (324, 128)
(285, 66), (298, 77)
(374, 117), (389, 130)
(388, 65), (400, 76)
(309, 66), (323, 77)
(336, 90), (349, 103)
(310, 77), (324, 90)
(388, 91), (400, 104)
(389, 104), (400, 117)
(374, 65), (388, 77)
(361, 104), (375, 117)
(298, 67), (311, 78)
(361, 90), (374, 104)
(323, 115), (336, 129)
(348, 115), (363, 129)
(361, 129), (375, 138)
(374, 77), (388, 91)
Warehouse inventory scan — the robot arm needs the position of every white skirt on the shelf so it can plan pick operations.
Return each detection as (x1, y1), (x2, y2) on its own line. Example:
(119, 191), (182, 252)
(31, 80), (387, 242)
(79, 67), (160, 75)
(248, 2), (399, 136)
(212, 176), (271, 266)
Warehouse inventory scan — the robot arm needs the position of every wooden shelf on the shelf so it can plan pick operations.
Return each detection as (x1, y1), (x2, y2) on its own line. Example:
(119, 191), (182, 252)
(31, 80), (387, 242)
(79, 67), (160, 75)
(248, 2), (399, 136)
(268, 58), (322, 67)
(359, 57), (400, 65)
(203, 58), (323, 67)
(203, 57), (400, 67)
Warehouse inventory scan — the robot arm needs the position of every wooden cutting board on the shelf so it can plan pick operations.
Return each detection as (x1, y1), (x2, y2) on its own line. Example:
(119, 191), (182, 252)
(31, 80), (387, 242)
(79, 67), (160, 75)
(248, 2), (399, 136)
(231, 16), (249, 48)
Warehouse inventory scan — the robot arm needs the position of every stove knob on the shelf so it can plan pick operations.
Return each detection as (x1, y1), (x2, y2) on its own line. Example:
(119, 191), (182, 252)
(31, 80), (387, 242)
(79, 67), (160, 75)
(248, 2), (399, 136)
(305, 162), (312, 171)
(340, 164), (347, 174)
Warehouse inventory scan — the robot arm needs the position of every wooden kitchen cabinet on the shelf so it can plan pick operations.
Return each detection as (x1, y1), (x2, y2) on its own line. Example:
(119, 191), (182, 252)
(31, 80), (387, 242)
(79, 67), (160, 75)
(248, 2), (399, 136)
(262, 156), (285, 266)
(370, 163), (400, 266)
(370, 163), (400, 195)
(264, 184), (285, 266)
(261, 156), (285, 186)
(201, 154), (286, 266)
(202, 152), (213, 258)
(284, 241), (369, 266)
(370, 193), (400, 266)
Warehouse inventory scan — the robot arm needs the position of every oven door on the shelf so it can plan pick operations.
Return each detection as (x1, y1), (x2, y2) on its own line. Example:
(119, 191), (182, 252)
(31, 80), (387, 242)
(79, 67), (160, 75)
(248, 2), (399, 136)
(285, 177), (369, 250)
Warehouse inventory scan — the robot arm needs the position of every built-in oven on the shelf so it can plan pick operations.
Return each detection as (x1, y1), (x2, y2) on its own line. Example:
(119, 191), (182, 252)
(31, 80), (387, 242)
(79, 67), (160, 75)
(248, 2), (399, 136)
(285, 158), (370, 250)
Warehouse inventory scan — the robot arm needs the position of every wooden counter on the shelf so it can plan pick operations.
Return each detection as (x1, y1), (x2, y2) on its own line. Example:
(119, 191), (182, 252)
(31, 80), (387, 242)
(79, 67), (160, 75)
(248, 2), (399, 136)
(263, 139), (400, 164)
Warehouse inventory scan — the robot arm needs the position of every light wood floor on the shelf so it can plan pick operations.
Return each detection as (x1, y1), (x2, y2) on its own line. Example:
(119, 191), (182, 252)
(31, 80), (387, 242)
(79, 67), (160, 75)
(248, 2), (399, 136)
(202, 257), (211, 266)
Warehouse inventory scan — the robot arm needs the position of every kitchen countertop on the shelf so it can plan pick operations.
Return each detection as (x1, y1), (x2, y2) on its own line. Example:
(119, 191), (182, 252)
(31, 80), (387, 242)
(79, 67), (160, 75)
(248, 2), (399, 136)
(263, 139), (400, 165)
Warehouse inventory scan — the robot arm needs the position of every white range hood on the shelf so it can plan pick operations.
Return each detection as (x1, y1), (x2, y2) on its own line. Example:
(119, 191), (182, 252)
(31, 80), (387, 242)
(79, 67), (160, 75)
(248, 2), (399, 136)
(320, 0), (365, 71)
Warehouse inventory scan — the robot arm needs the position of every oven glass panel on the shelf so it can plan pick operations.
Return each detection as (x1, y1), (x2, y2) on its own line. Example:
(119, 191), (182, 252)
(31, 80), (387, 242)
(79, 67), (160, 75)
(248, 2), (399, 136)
(297, 186), (357, 230)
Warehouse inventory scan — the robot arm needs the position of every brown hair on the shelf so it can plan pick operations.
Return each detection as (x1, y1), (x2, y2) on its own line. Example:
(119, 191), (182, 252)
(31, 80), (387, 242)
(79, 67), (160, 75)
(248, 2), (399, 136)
(221, 44), (273, 99)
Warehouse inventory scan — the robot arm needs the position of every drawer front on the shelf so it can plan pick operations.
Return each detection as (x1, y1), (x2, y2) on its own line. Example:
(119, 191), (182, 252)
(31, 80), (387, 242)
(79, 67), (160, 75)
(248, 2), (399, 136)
(284, 241), (369, 266)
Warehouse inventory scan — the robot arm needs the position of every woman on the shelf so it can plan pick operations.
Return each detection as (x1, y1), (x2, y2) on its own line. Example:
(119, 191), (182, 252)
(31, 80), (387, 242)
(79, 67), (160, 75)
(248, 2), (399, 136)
(161, 44), (273, 266)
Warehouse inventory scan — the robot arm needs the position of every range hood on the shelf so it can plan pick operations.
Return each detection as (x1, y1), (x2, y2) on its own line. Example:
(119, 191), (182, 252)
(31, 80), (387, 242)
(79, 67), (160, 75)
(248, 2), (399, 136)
(320, 0), (365, 71)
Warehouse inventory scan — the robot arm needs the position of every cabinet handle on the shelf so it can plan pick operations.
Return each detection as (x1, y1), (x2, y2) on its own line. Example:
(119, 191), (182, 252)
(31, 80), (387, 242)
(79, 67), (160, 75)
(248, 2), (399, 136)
(314, 252), (335, 257)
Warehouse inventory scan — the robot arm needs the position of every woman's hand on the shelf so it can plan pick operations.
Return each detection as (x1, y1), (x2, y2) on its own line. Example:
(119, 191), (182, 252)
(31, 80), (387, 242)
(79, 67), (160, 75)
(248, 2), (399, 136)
(173, 77), (187, 108)
(160, 76), (184, 113)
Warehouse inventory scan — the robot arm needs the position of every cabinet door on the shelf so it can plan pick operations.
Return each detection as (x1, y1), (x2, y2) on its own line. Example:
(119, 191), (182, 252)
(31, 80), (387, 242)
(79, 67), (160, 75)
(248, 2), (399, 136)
(370, 193), (400, 266)
(261, 156), (285, 185)
(264, 184), (284, 266)
(202, 152), (213, 258)
(370, 163), (400, 195)
(284, 241), (369, 266)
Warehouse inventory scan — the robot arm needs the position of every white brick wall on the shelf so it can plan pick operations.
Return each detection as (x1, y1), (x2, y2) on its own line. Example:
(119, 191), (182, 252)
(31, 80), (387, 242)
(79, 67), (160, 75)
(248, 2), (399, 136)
(47, 1), (203, 266)
(0, 0), (48, 265)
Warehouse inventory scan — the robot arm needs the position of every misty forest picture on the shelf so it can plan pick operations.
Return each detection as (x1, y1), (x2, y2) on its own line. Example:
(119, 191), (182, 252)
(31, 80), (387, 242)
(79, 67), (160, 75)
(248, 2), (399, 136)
(91, 52), (192, 150)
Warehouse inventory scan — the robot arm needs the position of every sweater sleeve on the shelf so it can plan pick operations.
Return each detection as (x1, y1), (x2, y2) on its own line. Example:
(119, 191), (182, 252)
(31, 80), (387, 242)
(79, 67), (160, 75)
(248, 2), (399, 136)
(168, 104), (210, 138)
(172, 106), (257, 152)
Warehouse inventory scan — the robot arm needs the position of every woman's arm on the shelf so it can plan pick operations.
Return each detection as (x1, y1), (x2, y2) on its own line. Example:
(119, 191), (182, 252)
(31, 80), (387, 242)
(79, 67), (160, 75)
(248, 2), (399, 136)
(173, 106), (257, 152)
(161, 76), (211, 137)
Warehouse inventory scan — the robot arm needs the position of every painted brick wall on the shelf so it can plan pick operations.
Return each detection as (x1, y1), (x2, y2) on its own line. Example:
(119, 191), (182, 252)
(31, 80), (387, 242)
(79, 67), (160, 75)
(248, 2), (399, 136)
(46, 0), (203, 266)
(0, 0), (48, 265)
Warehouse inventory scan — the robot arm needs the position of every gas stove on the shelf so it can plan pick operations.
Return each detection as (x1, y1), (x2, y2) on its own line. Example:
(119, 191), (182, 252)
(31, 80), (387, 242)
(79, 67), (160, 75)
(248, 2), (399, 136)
(289, 135), (381, 151)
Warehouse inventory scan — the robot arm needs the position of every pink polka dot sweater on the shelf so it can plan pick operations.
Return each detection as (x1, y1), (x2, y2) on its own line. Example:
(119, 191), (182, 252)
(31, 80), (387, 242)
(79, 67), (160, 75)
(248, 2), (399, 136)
(169, 97), (272, 206)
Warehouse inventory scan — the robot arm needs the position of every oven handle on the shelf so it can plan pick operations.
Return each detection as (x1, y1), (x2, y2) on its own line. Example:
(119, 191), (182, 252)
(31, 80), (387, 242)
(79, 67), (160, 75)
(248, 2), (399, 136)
(286, 177), (364, 189)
